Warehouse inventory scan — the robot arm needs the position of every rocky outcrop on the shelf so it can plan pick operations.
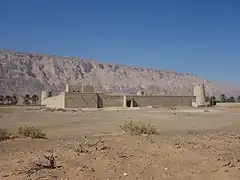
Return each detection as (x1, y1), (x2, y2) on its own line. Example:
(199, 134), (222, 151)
(0, 50), (239, 98)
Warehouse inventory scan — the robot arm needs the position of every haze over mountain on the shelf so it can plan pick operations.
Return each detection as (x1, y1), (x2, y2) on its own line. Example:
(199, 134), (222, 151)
(0, 50), (239, 99)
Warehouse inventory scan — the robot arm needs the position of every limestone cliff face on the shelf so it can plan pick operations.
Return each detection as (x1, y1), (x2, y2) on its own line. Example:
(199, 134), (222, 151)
(0, 50), (239, 98)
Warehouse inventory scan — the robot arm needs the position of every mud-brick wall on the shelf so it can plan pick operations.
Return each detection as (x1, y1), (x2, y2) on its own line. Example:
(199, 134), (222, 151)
(82, 85), (95, 93)
(42, 93), (65, 109)
(66, 84), (83, 93)
(97, 94), (123, 108)
(65, 93), (98, 108)
(129, 95), (196, 107)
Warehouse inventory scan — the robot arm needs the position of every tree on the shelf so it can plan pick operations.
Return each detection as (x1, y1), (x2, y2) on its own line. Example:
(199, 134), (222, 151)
(227, 96), (235, 102)
(220, 94), (227, 102)
(209, 96), (216, 106)
(4, 95), (12, 105)
(210, 96), (216, 101)
(23, 94), (31, 105)
(11, 94), (18, 105)
(31, 94), (39, 105)
(0, 95), (4, 105)
(205, 96), (209, 102)
(231, 96), (236, 102)
(237, 96), (240, 102)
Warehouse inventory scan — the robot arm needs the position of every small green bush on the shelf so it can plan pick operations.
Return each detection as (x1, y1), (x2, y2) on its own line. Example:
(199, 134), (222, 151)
(120, 121), (159, 135)
(18, 126), (46, 139)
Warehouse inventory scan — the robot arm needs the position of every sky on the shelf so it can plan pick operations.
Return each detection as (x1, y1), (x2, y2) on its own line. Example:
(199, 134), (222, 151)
(0, 0), (240, 83)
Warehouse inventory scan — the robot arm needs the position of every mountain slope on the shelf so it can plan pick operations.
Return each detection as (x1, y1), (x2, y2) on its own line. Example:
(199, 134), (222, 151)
(0, 50), (239, 98)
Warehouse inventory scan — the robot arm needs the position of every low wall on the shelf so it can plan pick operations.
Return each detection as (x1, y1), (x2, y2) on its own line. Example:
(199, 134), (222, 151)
(66, 84), (83, 93)
(65, 93), (98, 108)
(97, 94), (123, 108)
(43, 92), (196, 109)
(216, 102), (240, 107)
(82, 85), (94, 93)
(42, 93), (65, 109)
(127, 95), (196, 107)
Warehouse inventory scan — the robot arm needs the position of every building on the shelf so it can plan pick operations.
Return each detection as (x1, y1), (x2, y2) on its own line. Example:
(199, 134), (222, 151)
(41, 84), (198, 109)
(192, 84), (210, 107)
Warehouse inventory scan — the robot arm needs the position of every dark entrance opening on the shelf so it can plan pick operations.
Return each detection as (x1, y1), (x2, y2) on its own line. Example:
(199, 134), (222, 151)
(210, 100), (217, 106)
(97, 94), (103, 108)
(126, 100), (132, 107)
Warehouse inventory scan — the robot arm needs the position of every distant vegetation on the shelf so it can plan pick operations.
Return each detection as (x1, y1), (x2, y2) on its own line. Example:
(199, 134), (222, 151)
(220, 94), (237, 103)
(205, 94), (240, 103)
(23, 94), (39, 105)
(0, 94), (39, 105)
(0, 94), (18, 105)
(205, 96), (217, 106)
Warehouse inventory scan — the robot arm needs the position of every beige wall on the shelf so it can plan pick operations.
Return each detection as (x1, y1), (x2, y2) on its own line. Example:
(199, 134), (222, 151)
(216, 102), (240, 107)
(42, 93), (65, 108)
(65, 93), (98, 108)
(98, 94), (195, 108)
(65, 84), (95, 93)
(65, 84), (83, 93)
(43, 91), (196, 109)
(127, 95), (196, 107)
(97, 94), (123, 108)
(82, 85), (94, 93)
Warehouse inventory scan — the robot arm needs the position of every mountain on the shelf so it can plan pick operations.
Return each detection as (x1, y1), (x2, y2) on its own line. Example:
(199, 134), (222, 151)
(0, 50), (239, 99)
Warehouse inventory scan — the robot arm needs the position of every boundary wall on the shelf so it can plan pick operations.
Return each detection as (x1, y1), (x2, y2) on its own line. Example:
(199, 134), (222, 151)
(216, 102), (240, 108)
(41, 93), (65, 108)
(127, 95), (195, 107)
(65, 93), (98, 108)
(43, 92), (196, 109)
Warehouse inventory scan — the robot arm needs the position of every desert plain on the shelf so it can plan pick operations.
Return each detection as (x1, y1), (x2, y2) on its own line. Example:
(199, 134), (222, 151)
(0, 106), (240, 180)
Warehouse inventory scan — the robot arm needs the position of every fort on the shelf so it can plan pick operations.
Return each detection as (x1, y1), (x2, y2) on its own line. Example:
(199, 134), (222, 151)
(41, 84), (208, 109)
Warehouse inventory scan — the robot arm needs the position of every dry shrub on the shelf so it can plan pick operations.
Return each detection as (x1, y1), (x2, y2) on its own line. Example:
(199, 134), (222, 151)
(75, 136), (102, 154)
(42, 107), (54, 112)
(26, 107), (40, 111)
(56, 108), (67, 112)
(17, 153), (59, 177)
(0, 128), (12, 141)
(43, 108), (66, 112)
(120, 121), (159, 135)
(72, 109), (78, 113)
(18, 126), (46, 139)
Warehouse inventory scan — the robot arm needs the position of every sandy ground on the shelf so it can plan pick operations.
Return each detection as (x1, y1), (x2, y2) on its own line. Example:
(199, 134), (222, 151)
(0, 106), (240, 180)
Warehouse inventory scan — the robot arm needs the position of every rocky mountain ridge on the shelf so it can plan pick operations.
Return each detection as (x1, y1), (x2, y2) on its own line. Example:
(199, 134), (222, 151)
(0, 50), (239, 99)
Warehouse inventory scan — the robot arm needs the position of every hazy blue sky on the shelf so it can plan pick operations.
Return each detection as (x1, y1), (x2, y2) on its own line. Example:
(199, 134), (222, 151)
(1, 0), (239, 83)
